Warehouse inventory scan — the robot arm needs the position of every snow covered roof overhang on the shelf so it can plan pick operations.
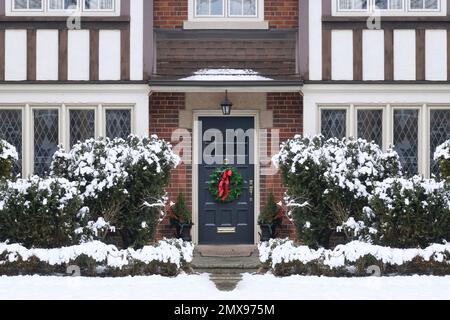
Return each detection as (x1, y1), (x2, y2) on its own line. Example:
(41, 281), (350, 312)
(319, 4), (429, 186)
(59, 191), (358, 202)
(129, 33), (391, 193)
(149, 69), (303, 92)
(148, 80), (304, 93)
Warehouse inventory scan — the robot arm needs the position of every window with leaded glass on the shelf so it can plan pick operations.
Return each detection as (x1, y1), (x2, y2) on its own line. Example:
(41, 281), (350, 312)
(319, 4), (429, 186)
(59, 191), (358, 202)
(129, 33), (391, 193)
(69, 109), (95, 148)
(105, 109), (131, 139)
(196, 0), (224, 16)
(393, 109), (419, 175)
(33, 109), (59, 175)
(430, 109), (450, 177)
(321, 109), (347, 140)
(0, 109), (23, 176)
(357, 109), (383, 147)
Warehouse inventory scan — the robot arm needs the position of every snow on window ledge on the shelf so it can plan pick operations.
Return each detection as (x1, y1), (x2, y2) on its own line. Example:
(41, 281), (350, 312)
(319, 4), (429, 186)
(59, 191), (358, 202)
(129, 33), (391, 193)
(179, 69), (273, 81)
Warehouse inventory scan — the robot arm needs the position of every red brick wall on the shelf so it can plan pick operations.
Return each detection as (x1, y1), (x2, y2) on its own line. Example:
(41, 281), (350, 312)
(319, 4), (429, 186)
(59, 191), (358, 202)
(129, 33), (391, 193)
(150, 92), (303, 241)
(153, 0), (299, 29)
(263, 92), (303, 239)
(265, 0), (299, 29)
(153, 0), (188, 29)
(150, 92), (192, 239)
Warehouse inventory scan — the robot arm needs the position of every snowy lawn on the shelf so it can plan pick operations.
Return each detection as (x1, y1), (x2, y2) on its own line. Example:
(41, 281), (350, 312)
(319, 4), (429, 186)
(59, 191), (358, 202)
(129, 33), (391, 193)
(0, 274), (449, 300)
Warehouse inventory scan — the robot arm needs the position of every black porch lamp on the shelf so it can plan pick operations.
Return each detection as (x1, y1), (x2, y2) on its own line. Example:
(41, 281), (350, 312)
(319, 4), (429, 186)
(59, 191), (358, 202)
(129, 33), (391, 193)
(220, 90), (233, 116)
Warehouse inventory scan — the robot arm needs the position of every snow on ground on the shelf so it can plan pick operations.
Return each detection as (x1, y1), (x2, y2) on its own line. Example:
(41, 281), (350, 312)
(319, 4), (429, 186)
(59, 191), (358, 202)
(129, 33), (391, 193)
(1, 274), (449, 300)
(179, 69), (273, 81)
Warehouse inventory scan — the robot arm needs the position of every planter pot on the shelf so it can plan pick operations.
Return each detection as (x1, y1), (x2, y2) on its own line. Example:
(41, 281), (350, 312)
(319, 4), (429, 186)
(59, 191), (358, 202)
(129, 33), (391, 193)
(259, 224), (278, 242)
(176, 224), (193, 242)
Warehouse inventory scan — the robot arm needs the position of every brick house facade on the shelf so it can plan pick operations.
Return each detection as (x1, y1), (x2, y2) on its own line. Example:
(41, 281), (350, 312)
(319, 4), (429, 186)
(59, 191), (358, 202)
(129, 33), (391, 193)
(2, 0), (449, 245)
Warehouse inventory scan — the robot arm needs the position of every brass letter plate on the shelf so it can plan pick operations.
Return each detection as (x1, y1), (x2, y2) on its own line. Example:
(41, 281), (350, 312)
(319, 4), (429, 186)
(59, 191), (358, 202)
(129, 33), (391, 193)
(217, 227), (236, 234)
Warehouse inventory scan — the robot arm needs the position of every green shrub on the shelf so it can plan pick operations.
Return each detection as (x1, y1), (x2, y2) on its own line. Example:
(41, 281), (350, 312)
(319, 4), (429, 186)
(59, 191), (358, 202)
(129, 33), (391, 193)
(0, 140), (18, 180)
(434, 140), (450, 181)
(273, 135), (401, 248)
(170, 193), (192, 225)
(51, 135), (180, 249)
(366, 176), (450, 248)
(259, 193), (282, 225)
(0, 176), (86, 248)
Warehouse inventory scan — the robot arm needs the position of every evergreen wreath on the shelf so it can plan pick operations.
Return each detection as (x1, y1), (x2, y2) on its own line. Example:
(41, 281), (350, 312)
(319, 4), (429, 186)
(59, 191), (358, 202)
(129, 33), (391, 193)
(209, 167), (244, 203)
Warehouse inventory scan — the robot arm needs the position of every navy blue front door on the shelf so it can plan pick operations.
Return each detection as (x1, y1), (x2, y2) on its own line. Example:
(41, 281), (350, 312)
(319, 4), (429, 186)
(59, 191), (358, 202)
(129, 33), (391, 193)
(198, 117), (255, 245)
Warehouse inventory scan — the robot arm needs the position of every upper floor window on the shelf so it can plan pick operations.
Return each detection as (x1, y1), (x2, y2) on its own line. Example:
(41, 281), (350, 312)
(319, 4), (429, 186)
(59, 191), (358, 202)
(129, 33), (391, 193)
(334, 0), (445, 15)
(195, 0), (258, 18)
(185, 0), (267, 29)
(7, 0), (119, 16)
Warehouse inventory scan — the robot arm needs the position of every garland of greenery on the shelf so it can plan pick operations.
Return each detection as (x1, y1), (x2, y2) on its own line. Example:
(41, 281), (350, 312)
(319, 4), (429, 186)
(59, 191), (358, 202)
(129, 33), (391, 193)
(209, 167), (244, 203)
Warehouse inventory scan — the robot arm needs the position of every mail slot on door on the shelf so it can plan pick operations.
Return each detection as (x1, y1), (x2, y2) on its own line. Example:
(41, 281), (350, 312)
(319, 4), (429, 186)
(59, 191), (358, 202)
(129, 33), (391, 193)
(217, 227), (236, 234)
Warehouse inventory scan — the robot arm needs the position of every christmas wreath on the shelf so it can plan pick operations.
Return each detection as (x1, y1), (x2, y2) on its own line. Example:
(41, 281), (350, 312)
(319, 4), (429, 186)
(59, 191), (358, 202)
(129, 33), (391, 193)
(209, 167), (244, 203)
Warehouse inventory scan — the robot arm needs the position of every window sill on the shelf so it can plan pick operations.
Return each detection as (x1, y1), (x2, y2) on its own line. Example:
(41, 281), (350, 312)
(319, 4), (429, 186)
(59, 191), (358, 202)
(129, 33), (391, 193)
(183, 20), (269, 30)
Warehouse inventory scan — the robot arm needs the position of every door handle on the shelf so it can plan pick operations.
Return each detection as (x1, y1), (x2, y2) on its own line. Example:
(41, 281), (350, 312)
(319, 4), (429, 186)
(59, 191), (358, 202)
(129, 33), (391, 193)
(249, 180), (254, 202)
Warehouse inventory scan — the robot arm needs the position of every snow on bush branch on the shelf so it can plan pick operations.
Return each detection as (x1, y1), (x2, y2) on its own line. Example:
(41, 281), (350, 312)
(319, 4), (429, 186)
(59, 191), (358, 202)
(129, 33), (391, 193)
(0, 239), (194, 269)
(50, 135), (180, 248)
(0, 139), (19, 179)
(272, 135), (402, 248)
(434, 140), (450, 179)
(51, 135), (180, 199)
(259, 239), (450, 269)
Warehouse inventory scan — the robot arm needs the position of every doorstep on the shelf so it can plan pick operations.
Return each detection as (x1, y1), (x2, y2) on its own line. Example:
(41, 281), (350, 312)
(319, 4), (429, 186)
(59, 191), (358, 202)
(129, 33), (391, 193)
(191, 246), (262, 291)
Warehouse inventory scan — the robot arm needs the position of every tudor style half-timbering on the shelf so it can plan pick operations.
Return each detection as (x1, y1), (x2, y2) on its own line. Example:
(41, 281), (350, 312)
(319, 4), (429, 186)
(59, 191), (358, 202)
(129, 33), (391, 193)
(0, 0), (148, 177)
(302, 0), (450, 178)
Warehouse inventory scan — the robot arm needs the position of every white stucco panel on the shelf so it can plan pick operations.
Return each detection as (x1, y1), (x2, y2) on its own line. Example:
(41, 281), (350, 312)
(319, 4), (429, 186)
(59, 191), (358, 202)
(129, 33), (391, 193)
(394, 30), (416, 81)
(363, 30), (384, 81)
(425, 30), (447, 81)
(4, 30), (27, 81)
(36, 30), (59, 81)
(332, 30), (353, 80)
(99, 30), (121, 81)
(68, 30), (90, 81)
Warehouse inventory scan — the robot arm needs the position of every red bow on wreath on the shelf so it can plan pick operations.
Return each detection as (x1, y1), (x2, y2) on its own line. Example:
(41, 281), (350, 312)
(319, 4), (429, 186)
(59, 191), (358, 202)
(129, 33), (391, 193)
(218, 169), (233, 201)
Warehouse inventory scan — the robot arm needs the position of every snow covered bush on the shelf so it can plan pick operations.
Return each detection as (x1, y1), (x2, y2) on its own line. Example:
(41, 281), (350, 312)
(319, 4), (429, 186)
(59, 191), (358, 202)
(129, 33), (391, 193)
(434, 140), (450, 180)
(258, 239), (450, 277)
(366, 176), (450, 248)
(51, 135), (180, 249)
(0, 176), (87, 248)
(0, 139), (18, 180)
(273, 135), (401, 248)
(0, 239), (194, 277)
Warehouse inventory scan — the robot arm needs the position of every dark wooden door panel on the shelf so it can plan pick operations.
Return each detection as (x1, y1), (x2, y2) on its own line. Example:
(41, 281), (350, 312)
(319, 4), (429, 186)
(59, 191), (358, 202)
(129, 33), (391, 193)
(198, 117), (255, 245)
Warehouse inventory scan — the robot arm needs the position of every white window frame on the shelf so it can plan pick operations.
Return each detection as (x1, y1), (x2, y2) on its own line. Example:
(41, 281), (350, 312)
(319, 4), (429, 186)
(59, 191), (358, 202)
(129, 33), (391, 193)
(354, 105), (387, 149)
(0, 105), (26, 177)
(30, 105), (62, 176)
(83, 0), (117, 13)
(66, 106), (98, 148)
(0, 104), (134, 177)
(408, 0), (441, 11)
(7, 0), (120, 16)
(193, 0), (260, 19)
(102, 105), (135, 139)
(11, 0), (44, 12)
(315, 104), (450, 177)
(318, 105), (351, 139)
(47, 0), (79, 12)
(427, 105), (450, 178)
(333, 0), (446, 16)
(391, 105), (423, 175)
(185, 0), (268, 30)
